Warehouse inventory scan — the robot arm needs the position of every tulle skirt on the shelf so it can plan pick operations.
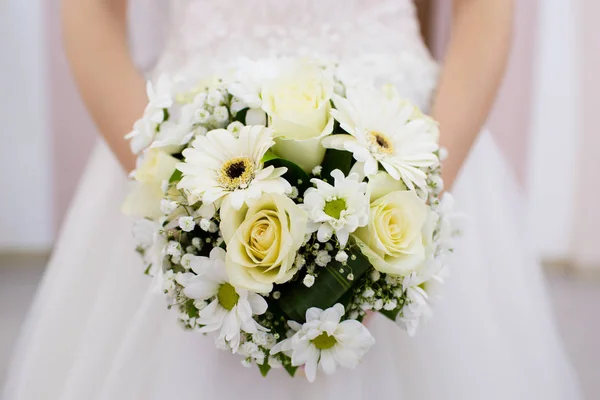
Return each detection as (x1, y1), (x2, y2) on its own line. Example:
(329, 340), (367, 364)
(3, 131), (582, 399)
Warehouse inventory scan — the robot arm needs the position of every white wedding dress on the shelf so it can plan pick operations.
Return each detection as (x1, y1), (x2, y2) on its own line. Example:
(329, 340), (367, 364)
(3, 1), (582, 399)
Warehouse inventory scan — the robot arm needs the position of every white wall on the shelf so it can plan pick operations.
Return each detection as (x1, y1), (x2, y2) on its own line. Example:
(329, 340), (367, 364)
(527, 0), (579, 262)
(0, 0), (53, 251)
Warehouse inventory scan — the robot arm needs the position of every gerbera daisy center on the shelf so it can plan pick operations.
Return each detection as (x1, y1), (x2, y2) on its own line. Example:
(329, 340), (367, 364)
(323, 197), (347, 220)
(217, 283), (240, 311)
(311, 332), (337, 350)
(218, 157), (255, 190)
(368, 130), (394, 155)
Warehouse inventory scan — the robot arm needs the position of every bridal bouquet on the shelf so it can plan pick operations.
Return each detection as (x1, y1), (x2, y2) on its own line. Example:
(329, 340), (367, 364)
(123, 57), (456, 382)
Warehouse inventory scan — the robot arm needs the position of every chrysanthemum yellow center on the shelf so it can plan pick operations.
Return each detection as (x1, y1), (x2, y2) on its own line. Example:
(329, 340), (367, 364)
(324, 197), (346, 220)
(368, 130), (394, 154)
(217, 283), (240, 311)
(312, 332), (337, 350)
(218, 157), (255, 190)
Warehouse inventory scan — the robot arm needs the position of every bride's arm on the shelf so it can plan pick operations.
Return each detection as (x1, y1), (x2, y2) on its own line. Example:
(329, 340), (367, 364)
(62, 0), (145, 171)
(431, 0), (514, 189)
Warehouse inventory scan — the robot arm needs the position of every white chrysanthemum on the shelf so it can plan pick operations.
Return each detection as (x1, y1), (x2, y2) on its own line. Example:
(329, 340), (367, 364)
(150, 102), (200, 151)
(302, 169), (369, 246)
(177, 125), (291, 209)
(146, 75), (175, 118)
(126, 117), (158, 155)
(176, 248), (268, 352)
(271, 304), (375, 382)
(126, 75), (177, 154)
(322, 87), (439, 190)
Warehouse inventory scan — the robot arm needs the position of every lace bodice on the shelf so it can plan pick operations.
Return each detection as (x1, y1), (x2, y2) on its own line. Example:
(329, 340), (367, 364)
(136, 0), (439, 109)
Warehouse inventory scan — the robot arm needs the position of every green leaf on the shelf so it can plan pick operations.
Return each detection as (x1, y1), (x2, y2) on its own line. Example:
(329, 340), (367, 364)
(184, 299), (199, 319)
(284, 364), (298, 378)
(169, 169), (183, 183)
(261, 149), (279, 163)
(264, 158), (311, 197)
(258, 361), (271, 377)
(320, 148), (354, 179)
(276, 246), (371, 322)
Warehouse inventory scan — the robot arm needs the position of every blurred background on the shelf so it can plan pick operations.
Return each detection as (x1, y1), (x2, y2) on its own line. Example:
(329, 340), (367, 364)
(0, 0), (598, 397)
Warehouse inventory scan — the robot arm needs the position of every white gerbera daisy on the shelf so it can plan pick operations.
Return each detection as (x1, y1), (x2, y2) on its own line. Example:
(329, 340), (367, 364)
(177, 125), (291, 209)
(271, 304), (375, 382)
(302, 169), (369, 246)
(322, 87), (439, 190)
(176, 248), (268, 352)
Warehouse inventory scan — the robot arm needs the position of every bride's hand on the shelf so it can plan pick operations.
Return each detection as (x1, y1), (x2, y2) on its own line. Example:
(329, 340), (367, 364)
(431, 0), (514, 190)
(62, 0), (146, 172)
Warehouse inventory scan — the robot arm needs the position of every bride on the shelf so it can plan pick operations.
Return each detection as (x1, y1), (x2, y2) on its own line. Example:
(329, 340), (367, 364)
(3, 0), (581, 399)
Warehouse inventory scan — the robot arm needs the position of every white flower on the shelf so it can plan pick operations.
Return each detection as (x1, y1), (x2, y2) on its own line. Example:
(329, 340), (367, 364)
(315, 250), (332, 267)
(122, 149), (179, 218)
(373, 299), (383, 310)
(353, 172), (433, 276)
(160, 199), (178, 215)
(261, 60), (335, 172)
(165, 241), (182, 258)
(126, 117), (158, 155)
(362, 288), (375, 298)
(212, 106), (229, 125)
(370, 270), (380, 282)
(207, 90), (224, 107)
(396, 259), (445, 336)
(227, 121), (245, 136)
(220, 193), (308, 293)
(194, 108), (211, 124)
(303, 274), (315, 288)
(131, 218), (166, 276)
(335, 251), (348, 263)
(384, 299), (398, 311)
(294, 254), (306, 269)
(268, 356), (283, 369)
(177, 125), (291, 209)
(125, 75), (178, 154)
(271, 304), (375, 382)
(228, 57), (280, 109)
(178, 216), (195, 232)
(176, 248), (268, 352)
(146, 75), (175, 120)
(302, 169), (369, 247)
(199, 218), (211, 231)
(252, 331), (276, 349)
(150, 104), (196, 151)
(322, 87), (439, 190)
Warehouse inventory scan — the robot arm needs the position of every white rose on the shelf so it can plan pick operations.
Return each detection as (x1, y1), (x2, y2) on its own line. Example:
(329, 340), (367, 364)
(220, 193), (308, 293)
(353, 172), (433, 276)
(122, 149), (179, 218)
(261, 61), (334, 172)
